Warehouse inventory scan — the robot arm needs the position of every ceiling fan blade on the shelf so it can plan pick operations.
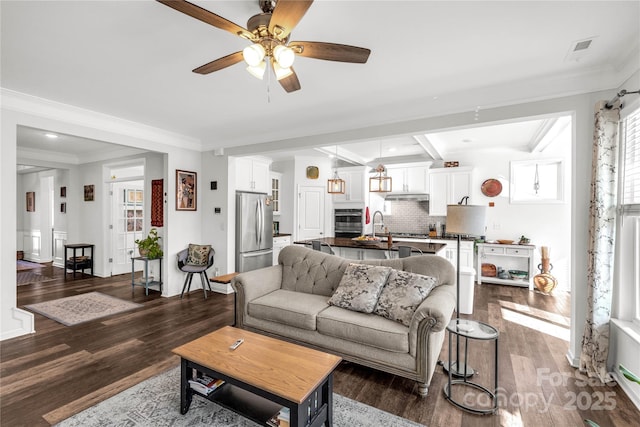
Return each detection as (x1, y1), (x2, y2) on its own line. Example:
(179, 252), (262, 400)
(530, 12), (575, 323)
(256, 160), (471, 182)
(290, 41), (371, 63)
(269, 0), (313, 40)
(157, 0), (252, 39)
(278, 68), (301, 93)
(193, 51), (244, 74)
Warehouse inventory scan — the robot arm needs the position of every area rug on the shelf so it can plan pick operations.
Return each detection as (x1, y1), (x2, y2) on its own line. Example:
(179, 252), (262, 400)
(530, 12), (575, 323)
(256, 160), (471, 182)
(55, 366), (425, 427)
(17, 271), (55, 286)
(24, 292), (142, 326)
(17, 259), (44, 272)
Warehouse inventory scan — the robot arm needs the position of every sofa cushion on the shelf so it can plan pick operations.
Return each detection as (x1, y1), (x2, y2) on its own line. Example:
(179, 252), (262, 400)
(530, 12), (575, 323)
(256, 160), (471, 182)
(374, 270), (438, 326)
(186, 244), (211, 266)
(327, 263), (392, 314)
(317, 306), (409, 353)
(248, 290), (330, 331)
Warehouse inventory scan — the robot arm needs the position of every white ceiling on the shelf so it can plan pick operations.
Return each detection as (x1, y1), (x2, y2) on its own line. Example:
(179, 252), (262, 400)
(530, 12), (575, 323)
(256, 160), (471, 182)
(2, 1), (639, 165)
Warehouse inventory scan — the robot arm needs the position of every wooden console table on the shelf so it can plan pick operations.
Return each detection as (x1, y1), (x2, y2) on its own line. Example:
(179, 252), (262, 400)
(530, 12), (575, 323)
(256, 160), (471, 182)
(64, 243), (94, 279)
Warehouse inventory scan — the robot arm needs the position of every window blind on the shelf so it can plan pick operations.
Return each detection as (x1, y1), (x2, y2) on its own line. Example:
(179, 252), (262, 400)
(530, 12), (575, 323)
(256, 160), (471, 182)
(622, 107), (640, 214)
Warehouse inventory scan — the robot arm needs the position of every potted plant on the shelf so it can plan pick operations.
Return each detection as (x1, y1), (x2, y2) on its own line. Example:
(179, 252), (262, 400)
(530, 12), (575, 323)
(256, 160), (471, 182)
(135, 228), (163, 259)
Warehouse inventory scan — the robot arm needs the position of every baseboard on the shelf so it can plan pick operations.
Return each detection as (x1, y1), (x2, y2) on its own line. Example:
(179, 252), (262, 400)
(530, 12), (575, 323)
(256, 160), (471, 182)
(210, 282), (234, 294)
(612, 371), (640, 411)
(566, 349), (579, 367)
(0, 307), (35, 341)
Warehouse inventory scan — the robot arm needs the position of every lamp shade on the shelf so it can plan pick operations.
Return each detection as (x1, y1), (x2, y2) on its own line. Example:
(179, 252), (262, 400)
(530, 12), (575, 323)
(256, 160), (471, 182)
(446, 205), (486, 236)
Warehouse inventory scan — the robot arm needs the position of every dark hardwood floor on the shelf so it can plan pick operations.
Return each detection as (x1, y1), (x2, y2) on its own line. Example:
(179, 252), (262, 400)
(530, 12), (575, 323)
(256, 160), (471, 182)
(1, 268), (638, 426)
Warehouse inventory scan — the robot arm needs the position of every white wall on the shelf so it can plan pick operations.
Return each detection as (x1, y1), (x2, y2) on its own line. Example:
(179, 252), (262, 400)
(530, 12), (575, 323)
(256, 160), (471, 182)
(201, 153), (229, 276)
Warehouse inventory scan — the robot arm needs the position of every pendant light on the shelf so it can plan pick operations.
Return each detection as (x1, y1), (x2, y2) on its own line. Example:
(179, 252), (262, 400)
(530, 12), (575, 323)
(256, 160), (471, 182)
(327, 146), (346, 194)
(533, 163), (540, 195)
(369, 142), (392, 192)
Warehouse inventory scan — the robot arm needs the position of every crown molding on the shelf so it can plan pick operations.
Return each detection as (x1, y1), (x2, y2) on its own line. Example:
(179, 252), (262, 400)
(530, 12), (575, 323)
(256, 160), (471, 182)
(1, 88), (201, 152)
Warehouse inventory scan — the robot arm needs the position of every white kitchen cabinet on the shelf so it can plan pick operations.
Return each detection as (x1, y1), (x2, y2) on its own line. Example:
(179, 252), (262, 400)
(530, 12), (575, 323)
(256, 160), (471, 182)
(270, 172), (282, 215)
(235, 157), (271, 193)
(386, 163), (431, 193)
(429, 238), (474, 270)
(476, 243), (535, 289)
(333, 166), (367, 203)
(272, 235), (291, 265)
(428, 167), (472, 216)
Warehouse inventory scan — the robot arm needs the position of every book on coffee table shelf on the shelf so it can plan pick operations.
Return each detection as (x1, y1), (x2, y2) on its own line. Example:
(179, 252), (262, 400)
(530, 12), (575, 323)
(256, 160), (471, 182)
(267, 407), (290, 427)
(188, 374), (225, 395)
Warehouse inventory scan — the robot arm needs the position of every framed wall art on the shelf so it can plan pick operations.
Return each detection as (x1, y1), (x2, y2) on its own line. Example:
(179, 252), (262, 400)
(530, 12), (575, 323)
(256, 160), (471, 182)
(26, 192), (35, 212)
(84, 185), (95, 201)
(61, 202), (66, 213)
(176, 170), (197, 211)
(60, 186), (66, 198)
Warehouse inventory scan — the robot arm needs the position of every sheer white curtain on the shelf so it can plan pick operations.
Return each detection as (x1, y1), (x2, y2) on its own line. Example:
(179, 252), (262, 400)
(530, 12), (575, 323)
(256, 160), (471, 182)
(579, 100), (621, 383)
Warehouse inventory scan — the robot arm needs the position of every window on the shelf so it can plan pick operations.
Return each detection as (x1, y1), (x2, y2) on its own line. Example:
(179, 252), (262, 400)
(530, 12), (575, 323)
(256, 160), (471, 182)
(510, 159), (564, 203)
(617, 106), (640, 324)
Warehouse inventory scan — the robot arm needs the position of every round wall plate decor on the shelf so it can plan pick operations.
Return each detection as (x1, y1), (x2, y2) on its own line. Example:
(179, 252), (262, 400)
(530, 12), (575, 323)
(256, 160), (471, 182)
(481, 178), (502, 197)
(306, 166), (319, 179)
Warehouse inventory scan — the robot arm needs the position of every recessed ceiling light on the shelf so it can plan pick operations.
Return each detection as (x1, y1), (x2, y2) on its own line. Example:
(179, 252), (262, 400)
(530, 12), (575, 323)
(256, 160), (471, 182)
(388, 147), (397, 152)
(462, 138), (474, 143)
(45, 133), (59, 139)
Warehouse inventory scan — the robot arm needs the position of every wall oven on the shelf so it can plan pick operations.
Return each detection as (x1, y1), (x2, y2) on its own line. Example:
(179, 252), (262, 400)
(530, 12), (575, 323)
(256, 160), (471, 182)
(334, 208), (363, 238)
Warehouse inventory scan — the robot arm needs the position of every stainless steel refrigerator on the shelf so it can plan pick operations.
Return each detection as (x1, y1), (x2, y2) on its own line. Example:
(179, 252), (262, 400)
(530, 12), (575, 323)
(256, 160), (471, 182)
(235, 191), (273, 273)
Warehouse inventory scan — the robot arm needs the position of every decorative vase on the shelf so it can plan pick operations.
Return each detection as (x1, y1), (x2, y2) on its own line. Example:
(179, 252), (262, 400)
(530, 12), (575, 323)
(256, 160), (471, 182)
(138, 247), (149, 257)
(534, 257), (557, 293)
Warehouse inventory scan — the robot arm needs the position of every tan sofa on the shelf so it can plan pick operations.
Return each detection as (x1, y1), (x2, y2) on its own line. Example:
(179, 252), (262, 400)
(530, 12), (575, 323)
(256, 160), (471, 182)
(232, 245), (456, 396)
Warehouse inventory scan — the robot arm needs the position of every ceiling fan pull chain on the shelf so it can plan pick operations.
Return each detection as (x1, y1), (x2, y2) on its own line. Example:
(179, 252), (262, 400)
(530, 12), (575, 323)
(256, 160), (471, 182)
(266, 59), (272, 103)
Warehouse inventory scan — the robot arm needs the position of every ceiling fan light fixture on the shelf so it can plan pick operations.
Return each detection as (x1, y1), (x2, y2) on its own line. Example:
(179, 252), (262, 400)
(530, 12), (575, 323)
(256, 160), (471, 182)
(273, 44), (295, 68)
(273, 61), (293, 80)
(246, 61), (266, 80)
(242, 43), (265, 67)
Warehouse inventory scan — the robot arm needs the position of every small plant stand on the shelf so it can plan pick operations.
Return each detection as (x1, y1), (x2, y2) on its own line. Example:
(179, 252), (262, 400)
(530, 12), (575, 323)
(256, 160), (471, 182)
(131, 256), (162, 295)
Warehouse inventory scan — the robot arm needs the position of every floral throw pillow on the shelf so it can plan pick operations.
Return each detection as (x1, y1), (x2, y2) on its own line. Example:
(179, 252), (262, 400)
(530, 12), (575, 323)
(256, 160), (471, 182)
(374, 270), (437, 326)
(186, 244), (211, 266)
(328, 263), (392, 313)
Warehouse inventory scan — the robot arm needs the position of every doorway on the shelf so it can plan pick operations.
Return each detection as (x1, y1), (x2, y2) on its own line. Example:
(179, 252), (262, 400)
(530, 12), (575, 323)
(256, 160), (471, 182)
(297, 185), (326, 240)
(108, 160), (146, 276)
(110, 180), (144, 276)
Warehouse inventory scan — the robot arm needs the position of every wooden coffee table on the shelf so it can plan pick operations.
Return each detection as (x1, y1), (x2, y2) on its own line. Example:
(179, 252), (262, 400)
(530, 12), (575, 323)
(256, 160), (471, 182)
(172, 326), (342, 427)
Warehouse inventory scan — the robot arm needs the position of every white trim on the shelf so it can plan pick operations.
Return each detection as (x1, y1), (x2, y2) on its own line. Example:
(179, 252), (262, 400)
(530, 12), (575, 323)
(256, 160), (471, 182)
(1, 89), (201, 151)
(0, 308), (35, 341)
(566, 349), (579, 368)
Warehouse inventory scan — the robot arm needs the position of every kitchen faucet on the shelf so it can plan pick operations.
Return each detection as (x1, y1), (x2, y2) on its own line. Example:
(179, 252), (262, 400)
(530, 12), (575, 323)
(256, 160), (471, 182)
(372, 210), (384, 238)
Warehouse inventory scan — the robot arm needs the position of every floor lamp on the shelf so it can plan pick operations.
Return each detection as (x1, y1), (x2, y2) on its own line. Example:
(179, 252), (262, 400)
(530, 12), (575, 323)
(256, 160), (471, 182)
(444, 203), (487, 377)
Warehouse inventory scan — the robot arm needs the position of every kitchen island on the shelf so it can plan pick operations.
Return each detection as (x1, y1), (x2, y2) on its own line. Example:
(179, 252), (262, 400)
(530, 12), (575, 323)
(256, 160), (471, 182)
(294, 237), (446, 260)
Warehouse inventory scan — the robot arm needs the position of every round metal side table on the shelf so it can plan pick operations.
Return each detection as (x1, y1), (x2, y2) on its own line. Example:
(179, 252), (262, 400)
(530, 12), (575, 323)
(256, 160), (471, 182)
(444, 318), (499, 414)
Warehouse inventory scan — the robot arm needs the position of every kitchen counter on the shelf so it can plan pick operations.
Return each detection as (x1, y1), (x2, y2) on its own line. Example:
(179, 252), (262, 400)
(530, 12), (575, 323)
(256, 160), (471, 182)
(294, 237), (446, 255)
(273, 233), (292, 238)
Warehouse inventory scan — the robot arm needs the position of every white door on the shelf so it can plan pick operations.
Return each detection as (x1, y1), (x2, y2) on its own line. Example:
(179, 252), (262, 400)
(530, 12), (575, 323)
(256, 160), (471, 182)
(110, 181), (144, 275)
(297, 185), (325, 240)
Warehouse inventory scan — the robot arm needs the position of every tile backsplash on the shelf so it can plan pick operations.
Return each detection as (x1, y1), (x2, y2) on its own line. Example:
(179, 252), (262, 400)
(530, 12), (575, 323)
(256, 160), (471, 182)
(382, 200), (446, 234)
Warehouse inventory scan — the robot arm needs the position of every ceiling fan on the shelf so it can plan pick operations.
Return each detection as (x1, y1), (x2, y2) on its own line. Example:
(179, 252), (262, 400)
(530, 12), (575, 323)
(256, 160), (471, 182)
(157, 0), (371, 93)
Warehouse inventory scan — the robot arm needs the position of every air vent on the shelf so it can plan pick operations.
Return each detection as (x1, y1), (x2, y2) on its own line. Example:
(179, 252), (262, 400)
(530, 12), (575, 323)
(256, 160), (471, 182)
(565, 37), (597, 62)
(573, 40), (592, 51)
